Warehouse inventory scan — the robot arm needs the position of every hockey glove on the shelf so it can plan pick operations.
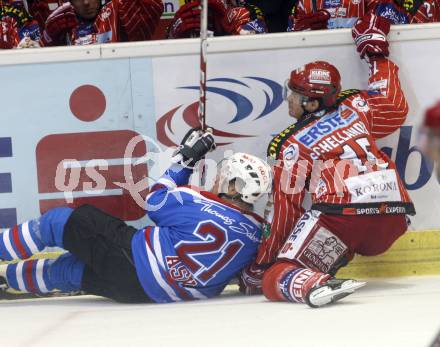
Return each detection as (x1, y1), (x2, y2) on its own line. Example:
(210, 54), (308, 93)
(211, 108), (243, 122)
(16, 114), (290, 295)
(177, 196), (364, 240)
(0, 18), (20, 49)
(352, 13), (390, 60)
(221, 5), (266, 35)
(167, 0), (228, 38)
(28, 0), (56, 29)
(289, 9), (330, 31)
(176, 128), (216, 168)
(41, 4), (78, 46)
(239, 263), (270, 295)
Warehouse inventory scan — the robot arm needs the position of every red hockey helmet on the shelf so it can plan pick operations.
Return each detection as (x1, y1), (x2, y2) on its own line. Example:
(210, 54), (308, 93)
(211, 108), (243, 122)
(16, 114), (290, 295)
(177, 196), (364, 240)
(424, 101), (440, 130)
(287, 61), (341, 108)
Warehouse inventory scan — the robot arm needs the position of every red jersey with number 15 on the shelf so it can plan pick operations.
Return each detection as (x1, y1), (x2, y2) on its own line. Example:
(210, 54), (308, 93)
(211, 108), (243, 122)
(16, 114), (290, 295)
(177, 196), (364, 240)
(257, 58), (415, 265)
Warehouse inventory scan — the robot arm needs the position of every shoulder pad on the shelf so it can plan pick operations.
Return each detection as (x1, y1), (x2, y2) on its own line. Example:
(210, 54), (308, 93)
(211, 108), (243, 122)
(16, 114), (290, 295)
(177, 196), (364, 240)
(0, 5), (32, 26)
(336, 89), (361, 105)
(267, 115), (315, 159)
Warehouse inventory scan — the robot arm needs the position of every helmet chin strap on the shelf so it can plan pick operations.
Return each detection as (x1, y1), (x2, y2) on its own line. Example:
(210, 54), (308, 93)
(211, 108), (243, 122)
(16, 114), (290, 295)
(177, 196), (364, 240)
(300, 98), (327, 119)
(218, 192), (242, 202)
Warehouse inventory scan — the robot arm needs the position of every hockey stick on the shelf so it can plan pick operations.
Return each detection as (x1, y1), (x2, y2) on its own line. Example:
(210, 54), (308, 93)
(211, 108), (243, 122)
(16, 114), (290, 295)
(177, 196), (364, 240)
(198, 0), (210, 187)
(199, 0), (208, 131)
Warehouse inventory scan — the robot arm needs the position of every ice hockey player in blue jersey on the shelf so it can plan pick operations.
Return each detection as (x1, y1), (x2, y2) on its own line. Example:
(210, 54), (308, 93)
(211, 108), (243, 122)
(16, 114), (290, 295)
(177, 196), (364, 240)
(0, 128), (272, 303)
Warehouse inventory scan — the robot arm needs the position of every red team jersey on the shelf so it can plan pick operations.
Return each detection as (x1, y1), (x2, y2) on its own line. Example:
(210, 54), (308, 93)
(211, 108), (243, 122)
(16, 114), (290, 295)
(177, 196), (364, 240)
(43, 0), (163, 46)
(291, 0), (371, 29)
(369, 0), (440, 24)
(290, 0), (439, 29)
(257, 58), (415, 265)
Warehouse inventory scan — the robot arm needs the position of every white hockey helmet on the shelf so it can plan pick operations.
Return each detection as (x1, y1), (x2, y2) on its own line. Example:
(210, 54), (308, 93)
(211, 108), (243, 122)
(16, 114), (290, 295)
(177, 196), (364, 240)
(218, 152), (272, 204)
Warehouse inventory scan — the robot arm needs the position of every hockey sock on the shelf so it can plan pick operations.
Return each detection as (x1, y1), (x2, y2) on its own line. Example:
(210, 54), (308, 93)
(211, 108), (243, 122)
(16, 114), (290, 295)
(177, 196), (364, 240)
(0, 207), (73, 261)
(262, 261), (331, 303)
(4, 253), (85, 294)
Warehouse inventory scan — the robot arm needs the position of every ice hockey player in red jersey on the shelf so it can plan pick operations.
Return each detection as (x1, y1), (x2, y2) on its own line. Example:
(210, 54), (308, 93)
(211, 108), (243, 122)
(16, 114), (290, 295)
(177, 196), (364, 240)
(419, 101), (440, 179)
(240, 13), (416, 307)
(167, 0), (267, 38)
(0, 0), (42, 48)
(41, 0), (163, 46)
(287, 0), (368, 30)
(368, 0), (440, 24)
(287, 0), (439, 31)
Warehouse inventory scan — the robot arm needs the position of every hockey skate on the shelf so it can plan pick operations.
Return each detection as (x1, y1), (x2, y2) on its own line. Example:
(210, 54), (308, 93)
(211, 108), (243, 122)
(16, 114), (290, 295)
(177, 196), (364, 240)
(0, 265), (10, 294)
(305, 278), (366, 308)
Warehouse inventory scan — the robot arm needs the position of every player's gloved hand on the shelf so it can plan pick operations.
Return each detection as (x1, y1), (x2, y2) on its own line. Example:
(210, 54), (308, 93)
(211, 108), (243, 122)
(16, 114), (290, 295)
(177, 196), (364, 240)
(0, 19), (18, 49)
(175, 128), (216, 167)
(352, 13), (391, 60)
(28, 0), (54, 28)
(167, 0), (227, 38)
(239, 263), (270, 295)
(41, 5), (78, 45)
(288, 9), (330, 31)
(221, 5), (266, 35)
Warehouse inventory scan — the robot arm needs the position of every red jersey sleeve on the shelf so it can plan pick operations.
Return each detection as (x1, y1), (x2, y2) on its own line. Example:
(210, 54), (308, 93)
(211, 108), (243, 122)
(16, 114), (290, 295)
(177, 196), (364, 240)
(255, 150), (311, 265)
(117, 0), (163, 41)
(363, 58), (409, 139)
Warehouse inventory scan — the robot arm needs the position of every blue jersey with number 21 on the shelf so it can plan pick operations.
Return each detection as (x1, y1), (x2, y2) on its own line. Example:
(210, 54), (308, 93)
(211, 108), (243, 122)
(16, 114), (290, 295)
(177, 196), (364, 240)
(131, 164), (263, 303)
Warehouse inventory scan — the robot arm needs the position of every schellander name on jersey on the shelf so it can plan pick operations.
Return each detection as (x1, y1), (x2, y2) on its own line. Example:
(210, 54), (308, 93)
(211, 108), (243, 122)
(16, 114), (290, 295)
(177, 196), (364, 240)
(310, 121), (369, 159)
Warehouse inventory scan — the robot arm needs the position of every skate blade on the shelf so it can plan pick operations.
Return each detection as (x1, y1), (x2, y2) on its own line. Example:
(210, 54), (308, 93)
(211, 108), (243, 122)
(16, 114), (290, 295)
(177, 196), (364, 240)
(307, 281), (366, 308)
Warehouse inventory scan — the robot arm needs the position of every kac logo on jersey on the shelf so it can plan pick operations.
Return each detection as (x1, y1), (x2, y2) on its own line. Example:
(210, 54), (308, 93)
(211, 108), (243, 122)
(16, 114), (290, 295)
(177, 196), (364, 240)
(156, 77), (283, 147)
(283, 143), (299, 168)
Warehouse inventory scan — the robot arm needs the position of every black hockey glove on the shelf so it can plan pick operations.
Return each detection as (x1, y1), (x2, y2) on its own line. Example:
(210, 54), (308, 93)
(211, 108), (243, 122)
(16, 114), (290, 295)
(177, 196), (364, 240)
(176, 128), (216, 167)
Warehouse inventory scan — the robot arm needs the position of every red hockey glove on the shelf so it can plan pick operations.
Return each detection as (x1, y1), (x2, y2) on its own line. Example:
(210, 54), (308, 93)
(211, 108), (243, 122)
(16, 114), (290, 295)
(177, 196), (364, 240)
(222, 6), (250, 34)
(167, 0), (228, 38)
(221, 4), (266, 35)
(167, 1), (201, 38)
(28, 0), (58, 28)
(119, 0), (163, 41)
(291, 9), (330, 31)
(352, 13), (391, 60)
(239, 263), (270, 295)
(0, 17), (20, 49)
(41, 4), (78, 46)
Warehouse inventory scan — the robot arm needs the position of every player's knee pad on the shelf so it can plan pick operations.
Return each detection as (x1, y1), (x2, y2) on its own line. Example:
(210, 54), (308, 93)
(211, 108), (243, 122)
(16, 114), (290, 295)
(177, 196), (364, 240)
(278, 210), (349, 274)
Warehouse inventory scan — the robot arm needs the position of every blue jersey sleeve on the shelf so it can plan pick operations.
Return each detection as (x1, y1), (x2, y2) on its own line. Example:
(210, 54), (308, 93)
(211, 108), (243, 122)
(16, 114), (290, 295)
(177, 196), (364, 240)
(146, 164), (193, 226)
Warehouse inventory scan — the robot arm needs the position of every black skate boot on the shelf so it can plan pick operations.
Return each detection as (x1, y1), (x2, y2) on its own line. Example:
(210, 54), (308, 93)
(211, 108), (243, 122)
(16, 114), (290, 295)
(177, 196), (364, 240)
(305, 278), (366, 308)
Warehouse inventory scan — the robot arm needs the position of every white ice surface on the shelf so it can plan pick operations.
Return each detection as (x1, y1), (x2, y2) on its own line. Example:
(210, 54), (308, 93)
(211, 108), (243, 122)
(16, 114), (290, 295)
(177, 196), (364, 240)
(1, 276), (440, 347)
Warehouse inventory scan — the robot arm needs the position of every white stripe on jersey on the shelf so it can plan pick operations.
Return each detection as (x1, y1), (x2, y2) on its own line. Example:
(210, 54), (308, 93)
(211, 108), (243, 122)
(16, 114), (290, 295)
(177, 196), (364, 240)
(16, 262), (26, 292)
(143, 233), (181, 302)
(36, 260), (49, 293)
(21, 222), (40, 255)
(3, 229), (18, 259)
(156, 177), (177, 189)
